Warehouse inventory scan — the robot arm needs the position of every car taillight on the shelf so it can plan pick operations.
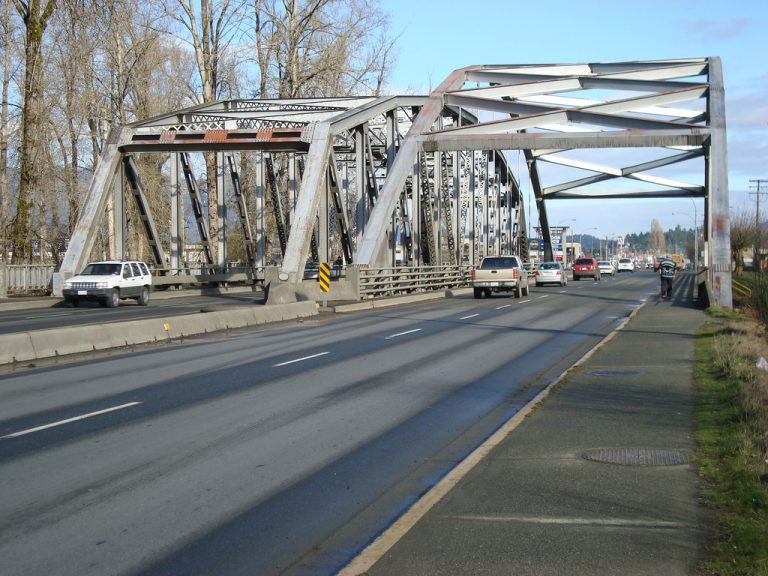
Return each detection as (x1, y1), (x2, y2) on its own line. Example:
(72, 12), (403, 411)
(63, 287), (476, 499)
(535, 271), (541, 276)
(513, 269), (518, 279)
(471, 269), (476, 280)
(556, 270), (561, 275)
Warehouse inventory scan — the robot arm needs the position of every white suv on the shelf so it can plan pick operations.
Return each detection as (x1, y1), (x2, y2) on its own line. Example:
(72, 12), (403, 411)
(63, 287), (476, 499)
(617, 258), (635, 273)
(62, 260), (153, 307)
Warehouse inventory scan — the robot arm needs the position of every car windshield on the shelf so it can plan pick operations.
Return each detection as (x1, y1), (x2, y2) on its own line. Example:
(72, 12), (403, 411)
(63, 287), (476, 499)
(598, 261), (610, 266)
(538, 262), (559, 270)
(575, 259), (592, 265)
(480, 257), (518, 269)
(620, 259), (631, 263)
(81, 263), (121, 276)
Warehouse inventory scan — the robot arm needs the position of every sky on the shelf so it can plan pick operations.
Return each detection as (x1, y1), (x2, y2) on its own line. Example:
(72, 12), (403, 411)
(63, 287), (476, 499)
(379, 0), (768, 240)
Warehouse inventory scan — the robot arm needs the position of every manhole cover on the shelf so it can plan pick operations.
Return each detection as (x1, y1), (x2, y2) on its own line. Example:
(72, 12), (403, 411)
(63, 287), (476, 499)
(585, 370), (646, 377)
(583, 448), (690, 466)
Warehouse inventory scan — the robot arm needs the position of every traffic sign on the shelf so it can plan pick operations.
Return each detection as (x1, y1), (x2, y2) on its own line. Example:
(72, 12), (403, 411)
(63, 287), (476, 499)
(319, 262), (330, 292)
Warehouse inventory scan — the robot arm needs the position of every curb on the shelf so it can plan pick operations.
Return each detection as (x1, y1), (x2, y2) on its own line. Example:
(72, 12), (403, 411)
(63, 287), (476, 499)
(0, 301), (317, 365)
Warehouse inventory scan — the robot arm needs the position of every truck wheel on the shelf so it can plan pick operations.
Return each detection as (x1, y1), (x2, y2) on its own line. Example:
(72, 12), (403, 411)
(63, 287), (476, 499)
(105, 288), (120, 308)
(136, 287), (150, 306)
(473, 288), (482, 299)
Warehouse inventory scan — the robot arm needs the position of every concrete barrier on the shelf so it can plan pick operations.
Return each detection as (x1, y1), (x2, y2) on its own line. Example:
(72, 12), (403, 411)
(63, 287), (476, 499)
(0, 302), (318, 366)
(0, 287), (467, 364)
(333, 287), (473, 313)
(0, 332), (36, 364)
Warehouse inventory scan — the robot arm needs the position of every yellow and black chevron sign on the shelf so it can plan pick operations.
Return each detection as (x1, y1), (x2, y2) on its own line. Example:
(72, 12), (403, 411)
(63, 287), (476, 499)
(319, 262), (330, 292)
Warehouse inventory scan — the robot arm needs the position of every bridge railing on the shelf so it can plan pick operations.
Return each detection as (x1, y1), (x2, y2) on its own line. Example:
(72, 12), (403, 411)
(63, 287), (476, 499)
(358, 265), (471, 299)
(1, 264), (55, 294)
(152, 264), (265, 288)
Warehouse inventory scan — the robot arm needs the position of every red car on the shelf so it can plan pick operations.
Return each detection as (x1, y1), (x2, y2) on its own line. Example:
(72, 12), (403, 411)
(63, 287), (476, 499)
(572, 257), (601, 281)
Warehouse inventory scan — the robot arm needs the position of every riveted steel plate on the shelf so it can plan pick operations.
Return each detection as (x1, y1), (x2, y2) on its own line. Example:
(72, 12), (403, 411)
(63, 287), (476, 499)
(585, 370), (646, 377)
(583, 448), (690, 466)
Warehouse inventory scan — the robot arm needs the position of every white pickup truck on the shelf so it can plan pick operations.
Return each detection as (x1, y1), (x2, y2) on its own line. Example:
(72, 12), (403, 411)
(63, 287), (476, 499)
(472, 255), (530, 299)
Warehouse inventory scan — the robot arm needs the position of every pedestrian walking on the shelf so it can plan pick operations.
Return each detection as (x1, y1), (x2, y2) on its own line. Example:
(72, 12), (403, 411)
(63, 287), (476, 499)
(658, 256), (677, 299)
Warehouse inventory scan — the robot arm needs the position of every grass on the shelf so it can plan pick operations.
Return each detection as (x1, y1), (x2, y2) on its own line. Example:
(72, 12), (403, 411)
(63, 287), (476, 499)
(695, 319), (768, 575)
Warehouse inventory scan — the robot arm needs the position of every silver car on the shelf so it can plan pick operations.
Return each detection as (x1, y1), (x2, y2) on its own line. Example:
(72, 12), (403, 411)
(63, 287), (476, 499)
(535, 261), (567, 287)
(597, 260), (615, 276)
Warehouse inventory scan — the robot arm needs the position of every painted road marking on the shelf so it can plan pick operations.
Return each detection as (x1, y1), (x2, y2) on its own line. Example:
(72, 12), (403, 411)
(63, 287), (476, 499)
(24, 312), (74, 319)
(538, 295), (549, 299)
(519, 300), (531, 304)
(460, 314), (479, 320)
(2, 402), (142, 439)
(385, 328), (423, 340)
(495, 304), (511, 310)
(449, 514), (687, 529)
(274, 352), (330, 367)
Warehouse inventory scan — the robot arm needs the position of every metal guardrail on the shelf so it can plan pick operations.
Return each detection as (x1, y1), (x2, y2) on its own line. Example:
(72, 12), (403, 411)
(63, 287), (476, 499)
(151, 265), (265, 288)
(358, 265), (471, 299)
(1, 263), (267, 295)
(3, 262), (472, 300)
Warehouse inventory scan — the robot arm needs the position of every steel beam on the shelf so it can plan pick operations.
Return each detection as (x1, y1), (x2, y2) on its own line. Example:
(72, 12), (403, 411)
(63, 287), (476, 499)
(123, 155), (168, 267)
(356, 67), (476, 266)
(54, 128), (125, 295)
(281, 122), (332, 280)
(706, 57), (732, 307)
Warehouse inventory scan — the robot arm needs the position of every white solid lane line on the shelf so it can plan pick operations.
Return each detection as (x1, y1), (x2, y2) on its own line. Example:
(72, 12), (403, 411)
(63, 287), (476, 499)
(385, 328), (423, 340)
(2, 402), (142, 439)
(273, 352), (330, 367)
(460, 314), (480, 320)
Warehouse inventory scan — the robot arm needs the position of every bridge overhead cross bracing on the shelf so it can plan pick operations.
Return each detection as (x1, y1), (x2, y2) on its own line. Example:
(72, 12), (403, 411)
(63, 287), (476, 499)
(356, 57), (731, 306)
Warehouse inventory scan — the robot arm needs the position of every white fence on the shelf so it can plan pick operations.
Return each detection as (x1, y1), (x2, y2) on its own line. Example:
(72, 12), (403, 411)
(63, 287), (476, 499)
(1, 264), (55, 295)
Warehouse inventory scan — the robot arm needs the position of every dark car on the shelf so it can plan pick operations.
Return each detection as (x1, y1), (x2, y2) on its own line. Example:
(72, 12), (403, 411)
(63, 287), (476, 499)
(572, 257), (601, 281)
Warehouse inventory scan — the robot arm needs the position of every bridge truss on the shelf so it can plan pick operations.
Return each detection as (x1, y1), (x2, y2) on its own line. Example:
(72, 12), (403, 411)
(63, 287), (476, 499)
(54, 57), (731, 307)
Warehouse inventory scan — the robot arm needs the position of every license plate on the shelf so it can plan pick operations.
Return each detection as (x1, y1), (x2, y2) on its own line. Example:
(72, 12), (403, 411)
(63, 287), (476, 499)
(78, 290), (87, 295)
(489, 282), (499, 286)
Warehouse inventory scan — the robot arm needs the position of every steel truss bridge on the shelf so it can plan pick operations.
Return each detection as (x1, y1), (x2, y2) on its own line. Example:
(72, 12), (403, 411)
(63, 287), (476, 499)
(53, 58), (732, 307)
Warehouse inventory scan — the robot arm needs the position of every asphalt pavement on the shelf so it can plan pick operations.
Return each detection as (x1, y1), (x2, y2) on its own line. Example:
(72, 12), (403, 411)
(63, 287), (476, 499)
(341, 271), (710, 576)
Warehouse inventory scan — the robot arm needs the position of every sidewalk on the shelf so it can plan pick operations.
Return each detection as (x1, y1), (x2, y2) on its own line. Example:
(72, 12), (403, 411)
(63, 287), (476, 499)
(344, 274), (710, 575)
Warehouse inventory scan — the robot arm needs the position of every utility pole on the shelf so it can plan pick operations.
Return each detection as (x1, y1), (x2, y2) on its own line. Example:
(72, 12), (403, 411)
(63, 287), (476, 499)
(749, 179), (768, 270)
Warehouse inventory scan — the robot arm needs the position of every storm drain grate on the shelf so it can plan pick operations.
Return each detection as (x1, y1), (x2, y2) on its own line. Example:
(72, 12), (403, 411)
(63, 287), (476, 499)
(585, 370), (646, 377)
(583, 448), (691, 466)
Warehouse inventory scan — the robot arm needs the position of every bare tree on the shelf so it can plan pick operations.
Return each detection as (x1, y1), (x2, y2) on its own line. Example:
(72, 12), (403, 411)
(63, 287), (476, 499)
(649, 218), (666, 255)
(10, 0), (57, 262)
(260, 0), (394, 99)
(0, 0), (21, 261)
(171, 0), (246, 263)
(731, 207), (757, 276)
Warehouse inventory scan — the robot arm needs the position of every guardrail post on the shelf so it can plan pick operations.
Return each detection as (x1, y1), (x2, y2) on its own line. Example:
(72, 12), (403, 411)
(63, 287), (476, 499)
(0, 261), (6, 298)
(346, 267), (361, 301)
